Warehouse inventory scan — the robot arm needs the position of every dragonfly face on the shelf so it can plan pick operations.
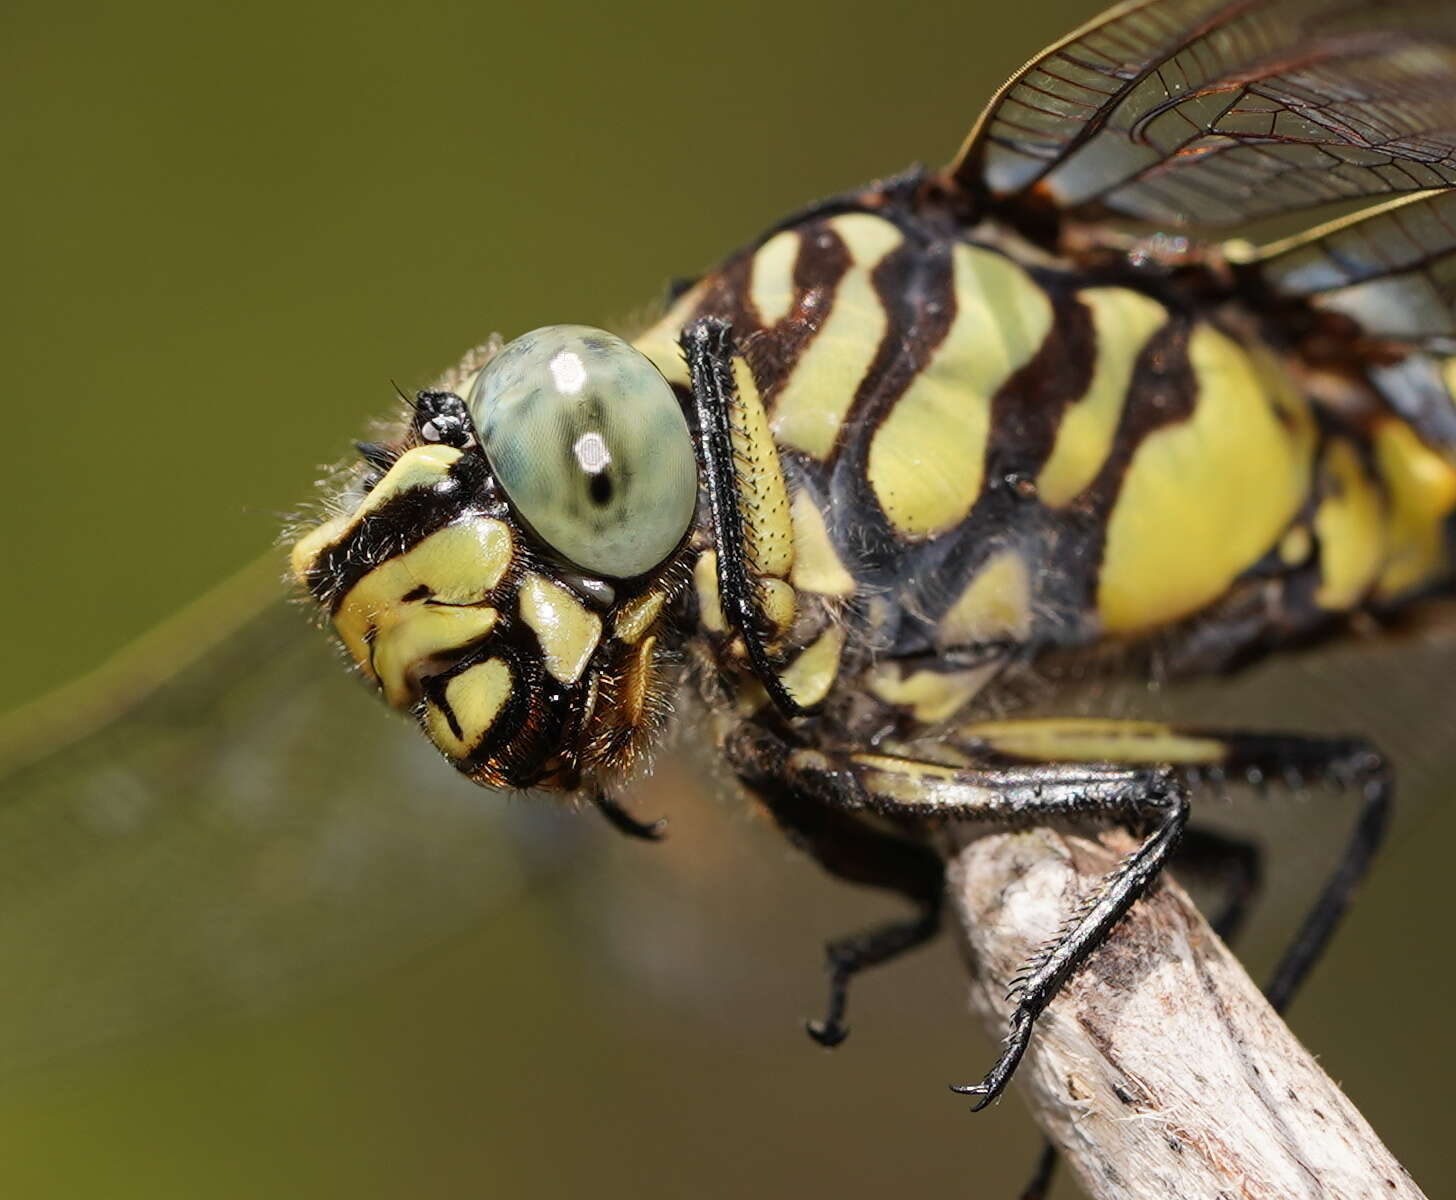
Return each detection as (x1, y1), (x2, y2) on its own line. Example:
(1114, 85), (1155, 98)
(290, 326), (699, 791)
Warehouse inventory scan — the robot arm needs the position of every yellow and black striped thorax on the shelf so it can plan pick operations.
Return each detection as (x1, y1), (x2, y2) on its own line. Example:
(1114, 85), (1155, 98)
(637, 175), (1456, 718)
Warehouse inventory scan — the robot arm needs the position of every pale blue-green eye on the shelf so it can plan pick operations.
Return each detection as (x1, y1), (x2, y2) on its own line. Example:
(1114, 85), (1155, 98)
(467, 325), (698, 579)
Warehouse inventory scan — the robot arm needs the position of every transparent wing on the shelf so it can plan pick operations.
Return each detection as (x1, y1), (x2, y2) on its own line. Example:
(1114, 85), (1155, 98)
(950, 0), (1456, 227)
(0, 554), (590, 1072)
(1249, 189), (1456, 352)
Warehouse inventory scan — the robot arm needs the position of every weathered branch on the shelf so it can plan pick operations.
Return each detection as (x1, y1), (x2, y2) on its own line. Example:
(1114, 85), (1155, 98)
(948, 828), (1425, 1199)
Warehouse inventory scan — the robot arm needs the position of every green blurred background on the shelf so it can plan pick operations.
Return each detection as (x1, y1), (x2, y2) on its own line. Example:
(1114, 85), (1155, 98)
(0, 0), (1452, 1196)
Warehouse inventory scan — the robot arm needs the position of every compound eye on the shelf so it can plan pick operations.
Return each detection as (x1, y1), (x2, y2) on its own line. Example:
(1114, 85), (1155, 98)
(468, 325), (698, 579)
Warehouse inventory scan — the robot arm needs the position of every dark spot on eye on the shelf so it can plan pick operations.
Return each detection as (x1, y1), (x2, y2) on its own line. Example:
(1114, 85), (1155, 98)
(589, 473), (613, 506)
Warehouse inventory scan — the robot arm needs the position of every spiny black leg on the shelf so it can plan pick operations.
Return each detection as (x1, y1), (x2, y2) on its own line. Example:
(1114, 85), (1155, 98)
(1007, 828), (1260, 1199)
(727, 722), (1194, 1104)
(680, 317), (806, 720)
(1231, 738), (1391, 1013)
(592, 791), (667, 841)
(736, 755), (945, 1049)
(949, 772), (1189, 1109)
(807, 905), (941, 1047)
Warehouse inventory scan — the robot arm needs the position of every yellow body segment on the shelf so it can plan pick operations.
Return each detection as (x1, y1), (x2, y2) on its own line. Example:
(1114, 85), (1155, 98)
(694, 550), (726, 633)
(1313, 439), (1387, 610)
(779, 625), (846, 708)
(423, 658), (513, 760)
(1037, 288), (1167, 507)
(1372, 419), (1456, 600)
(748, 230), (800, 326)
(1097, 327), (1315, 634)
(518, 575), (603, 685)
(938, 548), (1033, 646)
(771, 214), (903, 459)
(867, 663), (998, 723)
(758, 578), (797, 636)
(632, 283), (706, 387)
(788, 491), (856, 597)
(868, 244), (1052, 538)
(1279, 525), (1313, 566)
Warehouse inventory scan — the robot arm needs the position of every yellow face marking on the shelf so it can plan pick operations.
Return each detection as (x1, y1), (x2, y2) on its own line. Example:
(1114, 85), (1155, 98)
(868, 244), (1052, 538)
(632, 280), (708, 388)
(423, 657), (513, 760)
(290, 445), (465, 580)
(518, 574), (603, 685)
(771, 214), (902, 460)
(749, 229), (800, 326)
(289, 515), (352, 582)
(693, 550), (726, 633)
(789, 491), (856, 597)
(1372, 419), (1456, 600)
(779, 624), (845, 708)
(1037, 288), (1168, 508)
(730, 356), (795, 580)
(373, 605), (498, 708)
(938, 549), (1033, 646)
(1098, 327), (1315, 634)
(333, 518), (514, 681)
(866, 662), (997, 724)
(1313, 439), (1386, 610)
(356, 445), (462, 519)
(962, 718), (1226, 765)
(613, 590), (666, 645)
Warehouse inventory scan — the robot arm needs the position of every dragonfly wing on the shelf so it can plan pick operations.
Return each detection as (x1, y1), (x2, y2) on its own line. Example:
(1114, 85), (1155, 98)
(0, 556), (588, 1071)
(1248, 189), (1456, 349)
(950, 0), (1456, 227)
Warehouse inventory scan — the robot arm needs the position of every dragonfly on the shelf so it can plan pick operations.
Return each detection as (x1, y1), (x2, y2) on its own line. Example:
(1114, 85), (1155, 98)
(4, 0), (1456, 1184)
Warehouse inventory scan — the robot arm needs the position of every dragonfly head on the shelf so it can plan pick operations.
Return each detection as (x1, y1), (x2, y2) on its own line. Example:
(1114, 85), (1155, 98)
(290, 325), (699, 791)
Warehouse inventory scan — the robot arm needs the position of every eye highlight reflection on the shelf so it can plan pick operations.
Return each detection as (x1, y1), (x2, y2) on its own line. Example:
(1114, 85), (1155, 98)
(468, 325), (698, 579)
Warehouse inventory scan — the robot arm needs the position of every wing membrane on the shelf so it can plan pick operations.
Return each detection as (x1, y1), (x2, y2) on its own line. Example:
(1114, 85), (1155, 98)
(952, 0), (1456, 227)
(0, 559), (585, 1070)
(1250, 189), (1456, 350)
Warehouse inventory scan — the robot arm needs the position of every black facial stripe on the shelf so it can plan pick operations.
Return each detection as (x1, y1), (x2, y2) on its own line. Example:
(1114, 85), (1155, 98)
(305, 454), (490, 610)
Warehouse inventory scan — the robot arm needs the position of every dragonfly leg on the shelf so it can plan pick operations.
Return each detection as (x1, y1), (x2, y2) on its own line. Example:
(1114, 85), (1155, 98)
(1017, 1141), (1058, 1200)
(1208, 733), (1390, 1013)
(739, 756), (944, 1048)
(951, 721), (1392, 1012)
(1012, 827), (1262, 1198)
(680, 317), (808, 720)
(728, 717), (1390, 1109)
(726, 721), (1189, 1107)
(592, 790), (668, 841)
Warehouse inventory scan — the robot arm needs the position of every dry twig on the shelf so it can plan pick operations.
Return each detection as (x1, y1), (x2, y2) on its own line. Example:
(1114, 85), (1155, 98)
(949, 828), (1425, 1199)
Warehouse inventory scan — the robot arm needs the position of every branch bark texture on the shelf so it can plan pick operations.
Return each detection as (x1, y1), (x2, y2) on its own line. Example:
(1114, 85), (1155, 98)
(948, 828), (1424, 1199)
